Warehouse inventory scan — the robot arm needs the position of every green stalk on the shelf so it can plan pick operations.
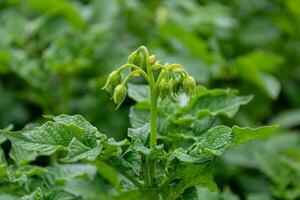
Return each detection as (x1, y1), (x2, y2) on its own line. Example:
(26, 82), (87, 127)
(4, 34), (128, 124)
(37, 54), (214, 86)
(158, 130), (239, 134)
(148, 73), (158, 184)
(149, 83), (157, 147)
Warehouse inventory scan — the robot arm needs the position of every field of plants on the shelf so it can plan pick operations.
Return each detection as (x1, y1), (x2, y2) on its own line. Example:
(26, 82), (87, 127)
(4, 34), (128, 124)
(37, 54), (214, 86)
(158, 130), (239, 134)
(0, 0), (300, 199)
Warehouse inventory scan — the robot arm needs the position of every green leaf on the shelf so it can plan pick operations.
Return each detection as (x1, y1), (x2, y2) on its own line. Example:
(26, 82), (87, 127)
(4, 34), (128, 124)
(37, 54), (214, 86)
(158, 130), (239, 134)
(21, 188), (43, 200)
(162, 161), (217, 200)
(160, 23), (212, 63)
(172, 115), (216, 136)
(9, 144), (38, 166)
(231, 125), (279, 147)
(235, 50), (284, 73)
(16, 165), (48, 177)
(128, 123), (149, 145)
(0, 148), (7, 178)
(177, 186), (198, 200)
(197, 187), (219, 200)
(0, 134), (6, 144)
(171, 148), (207, 163)
(45, 189), (81, 200)
(3, 165), (46, 184)
(47, 114), (103, 147)
(260, 73), (281, 100)
(270, 109), (300, 129)
(0, 193), (19, 200)
(129, 107), (149, 128)
(101, 138), (130, 158)
(46, 163), (97, 184)
(4, 115), (104, 161)
(247, 194), (272, 200)
(0, 164), (6, 179)
(233, 51), (283, 99)
(106, 156), (138, 179)
(129, 106), (169, 136)
(197, 187), (239, 200)
(94, 161), (119, 186)
(29, 0), (85, 29)
(62, 179), (104, 199)
(221, 187), (240, 200)
(61, 138), (103, 162)
(3, 122), (82, 155)
(192, 126), (233, 158)
(0, 147), (6, 165)
(180, 87), (253, 118)
(123, 150), (141, 177)
(0, 125), (12, 144)
(127, 84), (150, 102)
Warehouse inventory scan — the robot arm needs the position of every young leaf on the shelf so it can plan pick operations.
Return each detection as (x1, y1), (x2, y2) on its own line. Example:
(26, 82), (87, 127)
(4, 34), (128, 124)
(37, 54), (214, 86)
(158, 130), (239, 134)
(20, 187), (43, 200)
(61, 138), (103, 163)
(231, 125), (279, 147)
(128, 123), (150, 145)
(192, 126), (233, 158)
(9, 144), (38, 166)
(161, 161), (217, 200)
(180, 87), (253, 118)
(47, 114), (104, 147)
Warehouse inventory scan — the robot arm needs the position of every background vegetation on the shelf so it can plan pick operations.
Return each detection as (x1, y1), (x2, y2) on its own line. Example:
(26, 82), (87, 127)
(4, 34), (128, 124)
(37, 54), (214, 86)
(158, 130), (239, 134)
(0, 0), (300, 199)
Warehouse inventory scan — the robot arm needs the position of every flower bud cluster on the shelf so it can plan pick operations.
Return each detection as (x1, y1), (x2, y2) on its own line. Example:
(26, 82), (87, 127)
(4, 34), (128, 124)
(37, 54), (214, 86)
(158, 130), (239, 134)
(103, 46), (198, 109)
(158, 65), (197, 100)
(102, 69), (127, 109)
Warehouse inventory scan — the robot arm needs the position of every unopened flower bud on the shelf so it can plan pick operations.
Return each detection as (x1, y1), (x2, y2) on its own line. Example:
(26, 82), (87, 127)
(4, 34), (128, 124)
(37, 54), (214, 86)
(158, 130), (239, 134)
(171, 76), (183, 95)
(130, 70), (142, 77)
(102, 70), (121, 94)
(151, 62), (163, 71)
(128, 50), (146, 70)
(158, 78), (172, 99)
(183, 75), (197, 96)
(113, 84), (127, 109)
(149, 55), (156, 63)
(168, 64), (185, 73)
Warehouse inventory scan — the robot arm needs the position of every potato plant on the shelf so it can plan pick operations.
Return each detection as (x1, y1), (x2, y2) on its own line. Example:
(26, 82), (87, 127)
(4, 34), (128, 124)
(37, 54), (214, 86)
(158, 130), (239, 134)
(0, 46), (278, 200)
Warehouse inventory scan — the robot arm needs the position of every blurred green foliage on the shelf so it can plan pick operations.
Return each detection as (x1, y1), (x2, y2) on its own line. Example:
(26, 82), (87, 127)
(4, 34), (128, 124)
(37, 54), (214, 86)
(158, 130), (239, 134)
(0, 0), (300, 199)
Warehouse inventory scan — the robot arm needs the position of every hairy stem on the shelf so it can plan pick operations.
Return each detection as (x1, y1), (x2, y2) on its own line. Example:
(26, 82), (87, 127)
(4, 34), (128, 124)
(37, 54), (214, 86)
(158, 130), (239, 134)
(149, 85), (157, 147)
(148, 71), (158, 184)
(144, 156), (150, 186)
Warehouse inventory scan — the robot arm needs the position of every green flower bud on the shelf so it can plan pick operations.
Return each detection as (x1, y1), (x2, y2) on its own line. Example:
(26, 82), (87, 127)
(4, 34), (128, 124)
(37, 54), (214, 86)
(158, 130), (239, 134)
(158, 78), (172, 99)
(168, 64), (185, 73)
(171, 76), (183, 95)
(113, 84), (127, 109)
(102, 70), (121, 94)
(129, 70), (142, 77)
(128, 49), (146, 70)
(149, 55), (156, 63)
(183, 75), (197, 96)
(150, 61), (163, 71)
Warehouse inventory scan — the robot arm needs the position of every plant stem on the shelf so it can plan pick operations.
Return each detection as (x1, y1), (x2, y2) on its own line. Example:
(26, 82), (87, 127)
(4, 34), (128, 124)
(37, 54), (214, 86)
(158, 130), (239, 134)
(144, 156), (150, 186)
(149, 73), (158, 184)
(149, 85), (157, 147)
(145, 49), (158, 185)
